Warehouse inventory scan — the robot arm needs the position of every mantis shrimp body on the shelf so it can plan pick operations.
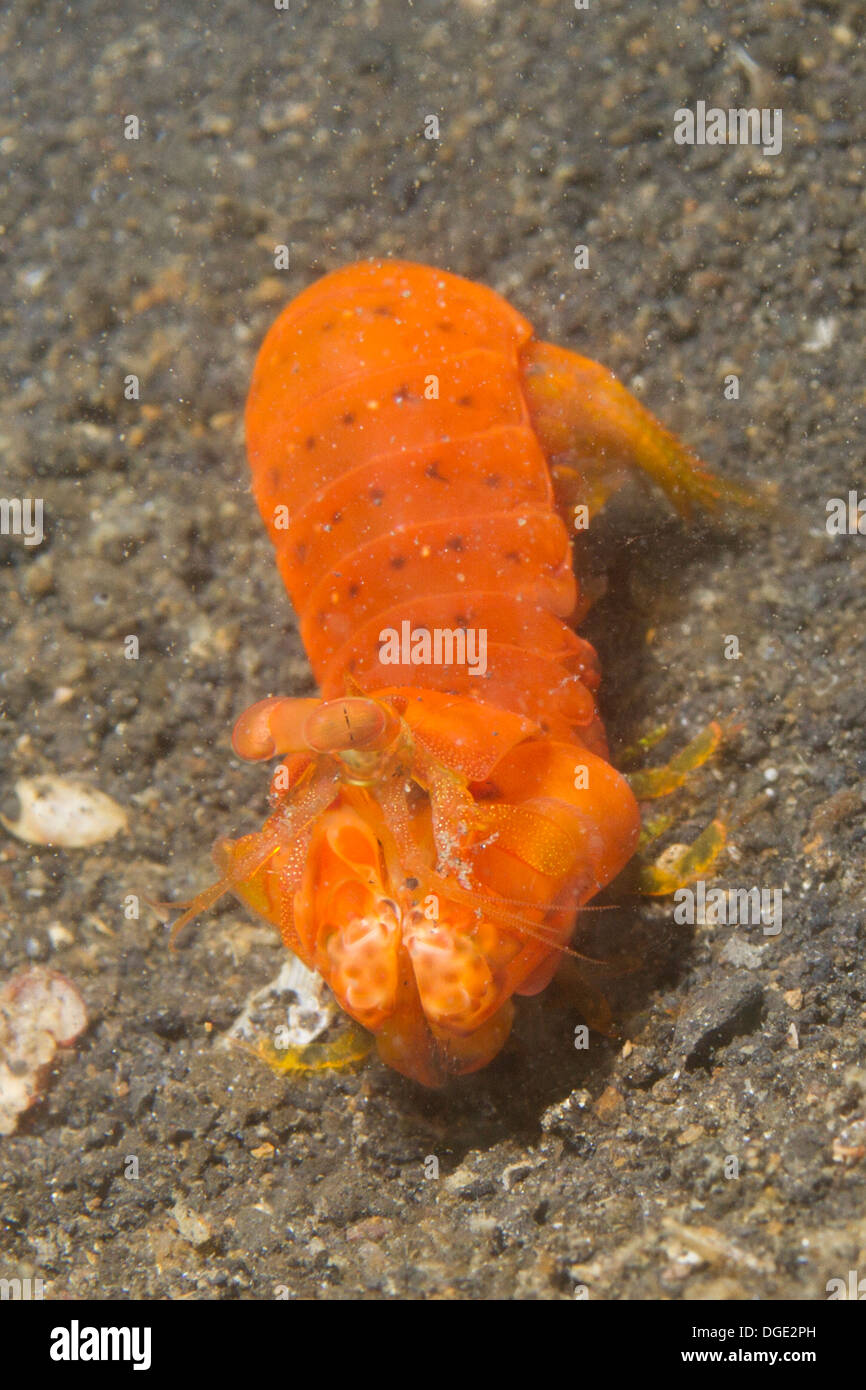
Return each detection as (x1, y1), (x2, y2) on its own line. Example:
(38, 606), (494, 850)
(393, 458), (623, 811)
(175, 259), (747, 1087)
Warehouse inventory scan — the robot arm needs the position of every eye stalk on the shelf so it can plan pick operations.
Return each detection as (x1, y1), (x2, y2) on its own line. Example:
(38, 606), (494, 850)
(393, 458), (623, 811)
(304, 698), (406, 784)
(303, 697), (394, 753)
(232, 694), (407, 785)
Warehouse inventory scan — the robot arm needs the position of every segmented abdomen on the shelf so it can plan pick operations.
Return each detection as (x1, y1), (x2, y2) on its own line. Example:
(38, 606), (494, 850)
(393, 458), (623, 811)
(244, 259), (597, 732)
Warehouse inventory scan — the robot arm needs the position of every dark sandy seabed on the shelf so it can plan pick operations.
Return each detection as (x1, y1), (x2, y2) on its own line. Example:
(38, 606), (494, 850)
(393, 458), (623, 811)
(0, 0), (864, 1301)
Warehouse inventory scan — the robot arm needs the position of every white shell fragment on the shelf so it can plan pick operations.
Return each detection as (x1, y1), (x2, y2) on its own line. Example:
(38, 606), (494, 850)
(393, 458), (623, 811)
(1, 773), (128, 847)
(0, 967), (88, 1135)
(225, 953), (336, 1050)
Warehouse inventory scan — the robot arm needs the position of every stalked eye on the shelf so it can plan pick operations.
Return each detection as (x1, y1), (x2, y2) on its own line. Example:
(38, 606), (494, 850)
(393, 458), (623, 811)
(304, 697), (390, 753)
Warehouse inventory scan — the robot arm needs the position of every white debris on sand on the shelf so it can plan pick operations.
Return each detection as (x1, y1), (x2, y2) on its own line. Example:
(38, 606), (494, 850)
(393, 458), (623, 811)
(0, 967), (88, 1135)
(1, 773), (128, 847)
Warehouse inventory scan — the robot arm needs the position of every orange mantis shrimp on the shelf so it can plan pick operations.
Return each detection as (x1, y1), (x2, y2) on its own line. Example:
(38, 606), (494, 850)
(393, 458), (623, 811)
(169, 259), (751, 1087)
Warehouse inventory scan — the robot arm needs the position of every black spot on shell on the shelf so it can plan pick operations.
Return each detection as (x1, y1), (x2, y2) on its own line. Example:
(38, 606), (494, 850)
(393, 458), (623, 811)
(446, 536), (464, 551)
(341, 412), (356, 425)
(425, 461), (447, 481)
(305, 436), (317, 450)
(368, 487), (385, 505)
(390, 555), (407, 569)
(456, 394), (474, 407)
(348, 582), (360, 598)
(485, 474), (501, 487)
